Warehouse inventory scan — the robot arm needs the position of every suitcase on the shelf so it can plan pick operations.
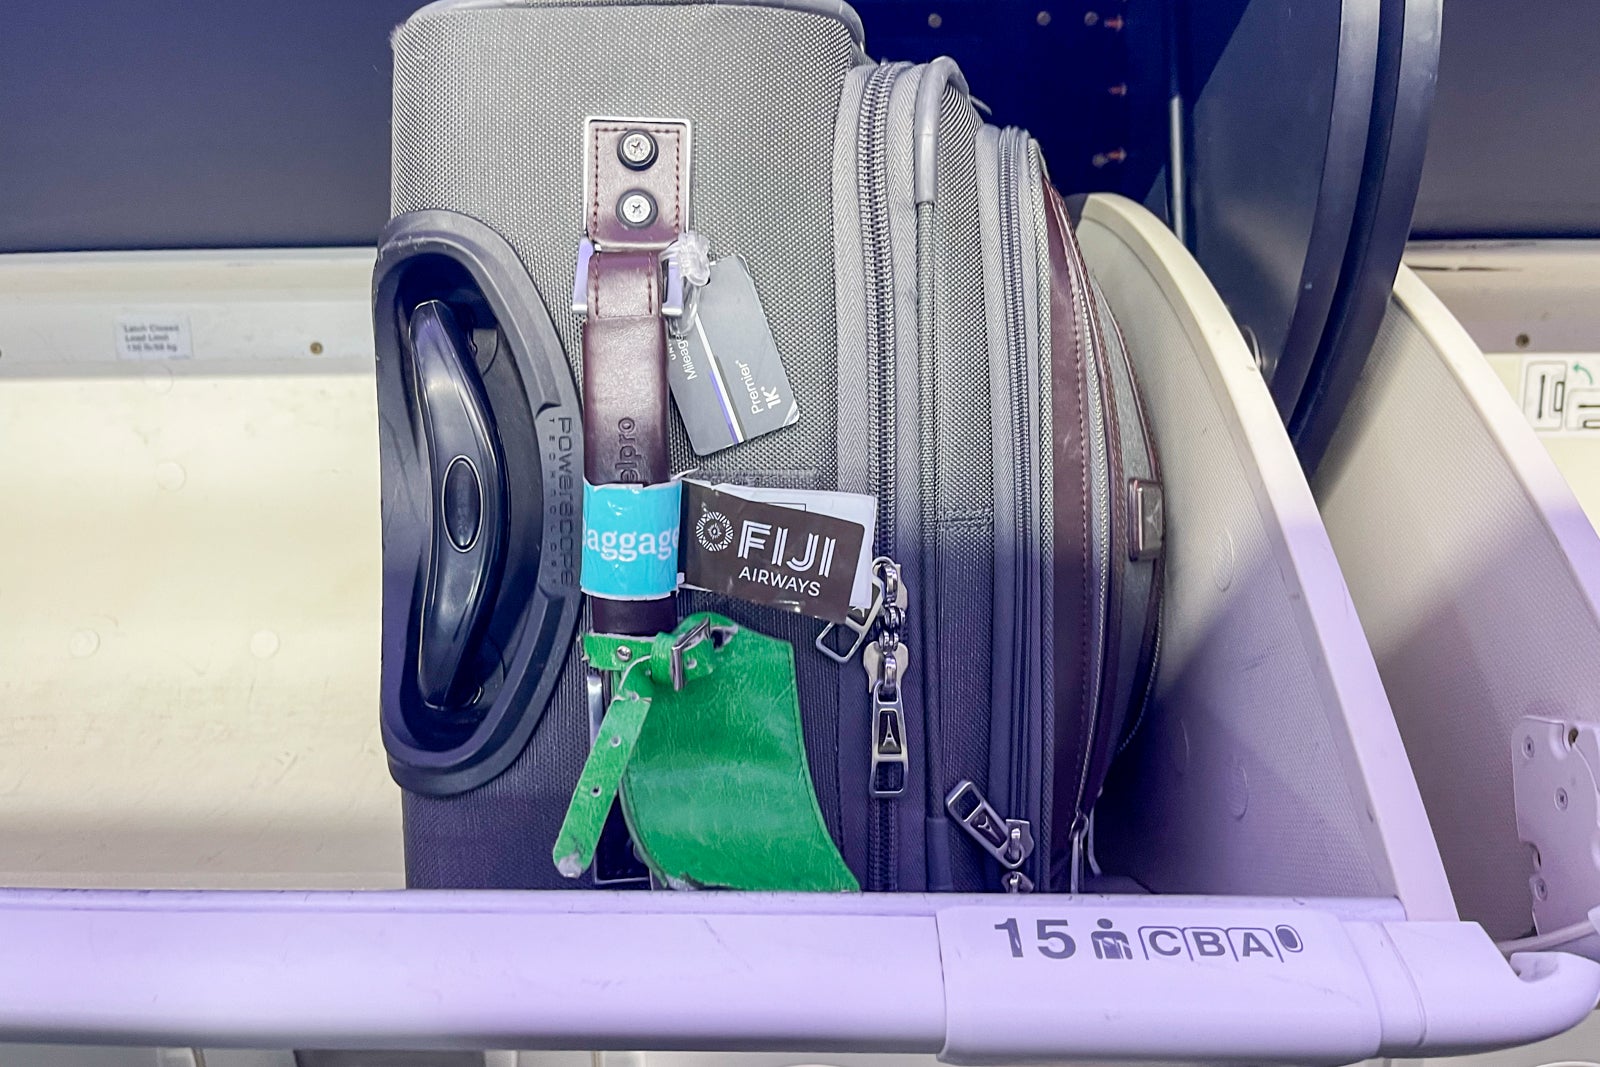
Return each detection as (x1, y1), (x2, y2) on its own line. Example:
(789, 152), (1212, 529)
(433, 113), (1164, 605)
(372, 0), (1162, 893)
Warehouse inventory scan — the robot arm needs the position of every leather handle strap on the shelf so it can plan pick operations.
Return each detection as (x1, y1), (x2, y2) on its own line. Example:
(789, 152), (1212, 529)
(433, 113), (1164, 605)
(581, 120), (686, 637)
(582, 253), (677, 635)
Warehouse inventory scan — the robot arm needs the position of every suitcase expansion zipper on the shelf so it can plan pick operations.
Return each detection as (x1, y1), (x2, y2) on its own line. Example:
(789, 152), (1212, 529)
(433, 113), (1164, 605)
(1060, 181), (1116, 892)
(857, 63), (904, 893)
(945, 129), (1041, 893)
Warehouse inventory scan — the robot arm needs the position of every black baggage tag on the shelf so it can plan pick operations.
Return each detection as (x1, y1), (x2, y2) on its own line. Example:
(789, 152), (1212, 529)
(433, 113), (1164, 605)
(679, 481), (871, 623)
(668, 257), (799, 455)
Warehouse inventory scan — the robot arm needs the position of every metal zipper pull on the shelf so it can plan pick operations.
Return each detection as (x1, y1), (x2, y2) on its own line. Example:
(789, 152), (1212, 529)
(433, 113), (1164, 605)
(945, 779), (1036, 893)
(1068, 812), (1090, 894)
(815, 569), (884, 665)
(862, 557), (909, 797)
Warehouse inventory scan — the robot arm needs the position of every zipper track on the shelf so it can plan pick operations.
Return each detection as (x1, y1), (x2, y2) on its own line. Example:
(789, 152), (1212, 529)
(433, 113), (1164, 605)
(997, 130), (1033, 840)
(1055, 200), (1114, 831)
(861, 65), (898, 559)
(858, 63), (898, 892)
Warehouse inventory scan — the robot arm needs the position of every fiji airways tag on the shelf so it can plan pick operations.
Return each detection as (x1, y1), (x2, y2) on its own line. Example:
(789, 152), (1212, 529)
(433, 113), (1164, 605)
(680, 481), (872, 623)
(669, 257), (800, 455)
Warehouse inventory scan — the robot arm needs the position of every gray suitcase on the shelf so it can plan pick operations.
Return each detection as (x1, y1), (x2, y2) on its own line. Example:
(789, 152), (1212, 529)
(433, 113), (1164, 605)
(373, 0), (1162, 893)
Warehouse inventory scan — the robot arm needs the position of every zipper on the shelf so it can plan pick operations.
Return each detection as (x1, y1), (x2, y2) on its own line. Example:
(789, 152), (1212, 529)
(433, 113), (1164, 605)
(1054, 191), (1116, 891)
(857, 63), (901, 892)
(945, 778), (1034, 893)
(999, 129), (1034, 854)
(863, 556), (910, 798)
(860, 64), (899, 556)
(942, 128), (1040, 894)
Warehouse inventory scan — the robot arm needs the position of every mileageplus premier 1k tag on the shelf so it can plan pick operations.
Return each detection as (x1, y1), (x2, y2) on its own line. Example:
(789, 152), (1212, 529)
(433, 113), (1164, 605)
(680, 482), (874, 623)
(669, 257), (800, 455)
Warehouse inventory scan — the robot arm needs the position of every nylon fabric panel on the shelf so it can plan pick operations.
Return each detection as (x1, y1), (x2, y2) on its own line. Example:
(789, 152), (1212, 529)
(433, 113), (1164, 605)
(883, 67), (928, 892)
(401, 639), (589, 888)
(930, 90), (996, 891)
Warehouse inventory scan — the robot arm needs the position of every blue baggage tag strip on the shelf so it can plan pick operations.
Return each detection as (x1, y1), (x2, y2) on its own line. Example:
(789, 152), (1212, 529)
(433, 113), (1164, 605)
(581, 480), (682, 600)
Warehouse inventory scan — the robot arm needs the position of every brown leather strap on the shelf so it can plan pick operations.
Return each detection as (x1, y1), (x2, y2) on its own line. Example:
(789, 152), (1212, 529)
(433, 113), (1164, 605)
(582, 252), (676, 635)
(583, 253), (670, 486)
(581, 119), (689, 638)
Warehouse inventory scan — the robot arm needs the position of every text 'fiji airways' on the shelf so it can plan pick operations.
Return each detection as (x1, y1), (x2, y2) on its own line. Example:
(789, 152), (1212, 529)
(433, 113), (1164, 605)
(697, 512), (839, 599)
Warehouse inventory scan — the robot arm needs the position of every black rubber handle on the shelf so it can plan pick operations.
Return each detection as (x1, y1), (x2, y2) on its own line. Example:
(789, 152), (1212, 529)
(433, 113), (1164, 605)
(407, 300), (507, 708)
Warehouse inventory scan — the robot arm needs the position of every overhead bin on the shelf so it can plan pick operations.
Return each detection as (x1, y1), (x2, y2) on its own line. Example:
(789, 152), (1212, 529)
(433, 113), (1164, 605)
(1316, 264), (1600, 950)
(0, 196), (1590, 1060)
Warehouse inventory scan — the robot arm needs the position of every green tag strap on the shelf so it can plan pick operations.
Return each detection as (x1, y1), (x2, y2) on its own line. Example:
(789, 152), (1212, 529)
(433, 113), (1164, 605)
(551, 615), (724, 878)
(552, 612), (858, 892)
(550, 656), (655, 878)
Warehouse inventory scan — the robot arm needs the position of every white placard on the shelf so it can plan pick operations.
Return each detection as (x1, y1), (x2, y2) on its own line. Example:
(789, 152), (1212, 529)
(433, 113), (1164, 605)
(1518, 355), (1600, 434)
(116, 314), (192, 359)
(936, 903), (1377, 1064)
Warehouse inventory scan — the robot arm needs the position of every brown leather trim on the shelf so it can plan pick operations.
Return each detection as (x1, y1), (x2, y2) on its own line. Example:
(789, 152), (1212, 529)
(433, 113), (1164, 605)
(1040, 180), (1095, 873)
(1072, 234), (1128, 807)
(587, 120), (686, 250)
(582, 253), (668, 484)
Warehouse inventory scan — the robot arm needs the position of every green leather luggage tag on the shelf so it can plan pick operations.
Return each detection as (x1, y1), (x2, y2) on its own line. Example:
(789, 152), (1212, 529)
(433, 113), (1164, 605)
(553, 613), (857, 891)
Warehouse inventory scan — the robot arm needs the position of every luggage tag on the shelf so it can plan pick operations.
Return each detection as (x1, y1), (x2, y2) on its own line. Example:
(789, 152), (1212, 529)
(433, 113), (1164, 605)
(678, 480), (875, 623)
(666, 254), (800, 455)
(553, 613), (858, 892)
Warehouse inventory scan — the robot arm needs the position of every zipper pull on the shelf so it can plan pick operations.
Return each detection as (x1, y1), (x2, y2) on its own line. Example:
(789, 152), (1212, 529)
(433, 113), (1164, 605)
(862, 557), (909, 797)
(945, 779), (1036, 892)
(1068, 812), (1090, 894)
(815, 569), (884, 664)
(867, 646), (908, 797)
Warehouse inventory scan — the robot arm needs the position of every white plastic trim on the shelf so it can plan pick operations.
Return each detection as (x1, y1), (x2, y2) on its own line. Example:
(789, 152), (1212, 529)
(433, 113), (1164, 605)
(0, 890), (1589, 1061)
(1077, 195), (1457, 922)
(1390, 266), (1600, 612)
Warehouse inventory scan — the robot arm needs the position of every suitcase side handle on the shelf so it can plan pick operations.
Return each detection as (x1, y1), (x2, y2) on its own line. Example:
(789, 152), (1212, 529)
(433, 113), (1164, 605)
(374, 210), (584, 797)
(406, 300), (509, 709)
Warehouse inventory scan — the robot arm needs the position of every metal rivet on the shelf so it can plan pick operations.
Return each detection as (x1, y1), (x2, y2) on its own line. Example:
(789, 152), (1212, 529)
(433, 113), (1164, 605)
(616, 645), (631, 661)
(610, 734), (622, 747)
(1534, 877), (1549, 900)
(590, 786), (602, 797)
(1036, 10), (1052, 25)
(1084, 10), (1099, 25)
(618, 129), (658, 170)
(927, 12), (942, 27)
(618, 190), (657, 228)
(1557, 787), (1570, 811)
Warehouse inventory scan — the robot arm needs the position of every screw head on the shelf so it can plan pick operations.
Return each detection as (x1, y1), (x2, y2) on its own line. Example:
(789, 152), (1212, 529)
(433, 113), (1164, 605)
(616, 645), (632, 661)
(618, 190), (657, 228)
(617, 129), (658, 170)
(1534, 877), (1549, 901)
(1557, 787), (1570, 811)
